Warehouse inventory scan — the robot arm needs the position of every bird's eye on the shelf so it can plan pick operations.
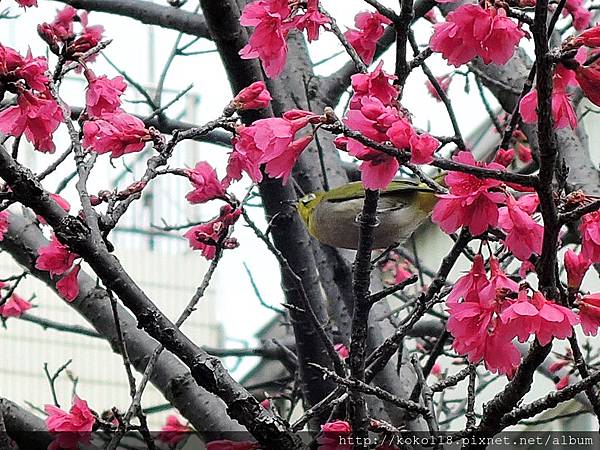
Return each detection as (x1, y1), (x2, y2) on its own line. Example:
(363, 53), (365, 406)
(300, 193), (316, 204)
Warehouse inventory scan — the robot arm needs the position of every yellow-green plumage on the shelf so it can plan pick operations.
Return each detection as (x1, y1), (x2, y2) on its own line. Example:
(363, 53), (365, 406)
(297, 179), (439, 250)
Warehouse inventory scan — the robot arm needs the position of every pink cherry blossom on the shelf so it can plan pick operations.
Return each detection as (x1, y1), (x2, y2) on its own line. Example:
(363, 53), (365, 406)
(556, 375), (571, 390)
(263, 134), (313, 184)
(45, 396), (95, 433)
(501, 289), (579, 346)
(334, 343), (349, 359)
(447, 285), (521, 376)
(158, 415), (191, 446)
(426, 75), (452, 101)
(82, 112), (151, 158)
(345, 96), (401, 189)
(480, 256), (519, 299)
(350, 61), (398, 108)
(0, 210), (9, 241)
(431, 151), (506, 235)
(293, 0), (330, 42)
(498, 194), (543, 261)
(494, 148), (515, 166)
(232, 81), (272, 111)
(409, 133), (440, 165)
(318, 420), (352, 450)
(564, 0), (591, 31)
(228, 116), (311, 184)
(0, 47), (49, 92)
(576, 64), (600, 107)
(184, 205), (242, 260)
(35, 234), (78, 277)
(0, 294), (32, 318)
(580, 211), (600, 262)
(345, 12), (392, 65)
(185, 162), (227, 204)
(56, 265), (80, 302)
(16, 0), (38, 6)
(0, 91), (62, 153)
(564, 249), (590, 289)
(577, 293), (600, 336)
(447, 254), (489, 304)
(572, 26), (600, 48)
(519, 86), (578, 130)
(430, 5), (525, 67)
(85, 70), (127, 117)
(206, 441), (259, 450)
(239, 0), (291, 78)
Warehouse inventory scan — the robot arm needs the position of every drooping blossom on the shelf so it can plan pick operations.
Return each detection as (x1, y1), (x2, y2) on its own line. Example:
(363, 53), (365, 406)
(576, 64), (600, 107)
(0, 45), (49, 92)
(84, 70), (127, 117)
(344, 12), (392, 65)
(432, 151), (506, 235)
(185, 162), (227, 204)
(292, 0), (330, 42)
(227, 113), (316, 184)
(317, 420), (352, 450)
(577, 293), (600, 336)
(56, 265), (80, 302)
(70, 11), (104, 59)
(334, 343), (349, 359)
(350, 61), (397, 108)
(343, 95), (402, 189)
(184, 205), (242, 260)
(82, 112), (151, 158)
(564, 249), (590, 289)
(206, 441), (259, 450)
(579, 211), (600, 262)
(231, 81), (272, 111)
(158, 415), (191, 446)
(35, 234), (78, 277)
(430, 5), (525, 67)
(564, 0), (592, 31)
(498, 194), (543, 261)
(37, 6), (77, 48)
(519, 85), (578, 130)
(426, 74), (452, 101)
(0, 293), (32, 318)
(447, 280), (521, 376)
(572, 25), (600, 48)
(239, 0), (292, 78)
(447, 254), (489, 304)
(45, 396), (95, 433)
(0, 91), (62, 153)
(501, 289), (579, 346)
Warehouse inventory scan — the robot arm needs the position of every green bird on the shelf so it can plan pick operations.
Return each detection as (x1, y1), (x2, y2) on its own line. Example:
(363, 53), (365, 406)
(296, 178), (441, 250)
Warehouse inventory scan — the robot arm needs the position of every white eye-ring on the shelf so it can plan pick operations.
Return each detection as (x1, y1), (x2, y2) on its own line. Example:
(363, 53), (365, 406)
(300, 193), (317, 204)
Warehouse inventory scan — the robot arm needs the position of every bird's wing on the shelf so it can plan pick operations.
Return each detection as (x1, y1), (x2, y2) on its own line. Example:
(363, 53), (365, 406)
(325, 179), (434, 203)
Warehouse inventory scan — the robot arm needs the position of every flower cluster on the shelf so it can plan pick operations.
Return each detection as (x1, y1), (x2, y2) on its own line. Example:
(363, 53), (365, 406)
(430, 5), (525, 67)
(341, 63), (440, 189)
(45, 396), (95, 450)
(239, 0), (330, 78)
(38, 6), (104, 62)
(227, 109), (322, 184)
(184, 204), (242, 260)
(35, 234), (81, 302)
(447, 255), (580, 376)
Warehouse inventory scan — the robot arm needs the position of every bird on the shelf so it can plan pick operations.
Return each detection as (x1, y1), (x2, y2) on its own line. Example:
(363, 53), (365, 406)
(296, 177), (442, 250)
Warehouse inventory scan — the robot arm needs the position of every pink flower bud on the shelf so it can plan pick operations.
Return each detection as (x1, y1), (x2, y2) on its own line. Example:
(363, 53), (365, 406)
(564, 249), (590, 289)
(494, 148), (515, 167)
(233, 81), (272, 110)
